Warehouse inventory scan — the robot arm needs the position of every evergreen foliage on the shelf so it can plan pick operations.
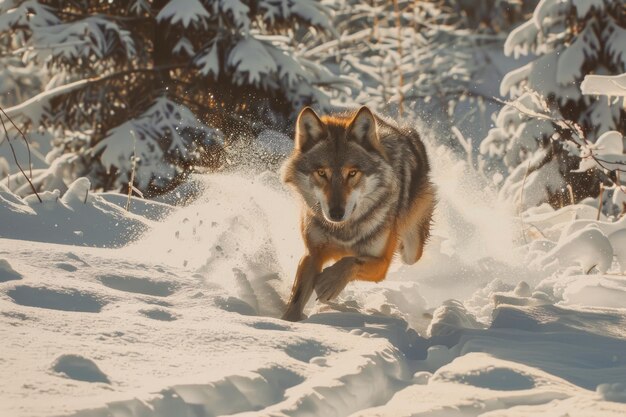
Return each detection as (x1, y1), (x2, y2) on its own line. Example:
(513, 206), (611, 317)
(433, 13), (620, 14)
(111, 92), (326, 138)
(480, 0), (626, 208)
(0, 0), (345, 194)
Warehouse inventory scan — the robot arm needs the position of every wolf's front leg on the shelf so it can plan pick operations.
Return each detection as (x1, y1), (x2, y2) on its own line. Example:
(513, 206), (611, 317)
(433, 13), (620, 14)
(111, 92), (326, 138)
(282, 254), (320, 321)
(314, 258), (354, 302)
(315, 255), (393, 302)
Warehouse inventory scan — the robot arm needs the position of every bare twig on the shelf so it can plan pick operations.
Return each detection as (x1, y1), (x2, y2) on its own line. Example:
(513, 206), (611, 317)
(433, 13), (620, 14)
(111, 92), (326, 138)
(0, 106), (32, 178)
(0, 113), (41, 202)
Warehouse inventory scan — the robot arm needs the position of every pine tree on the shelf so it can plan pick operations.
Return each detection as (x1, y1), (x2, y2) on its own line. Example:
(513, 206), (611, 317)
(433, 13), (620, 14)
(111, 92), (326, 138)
(311, 0), (533, 153)
(479, 0), (626, 209)
(0, 0), (344, 195)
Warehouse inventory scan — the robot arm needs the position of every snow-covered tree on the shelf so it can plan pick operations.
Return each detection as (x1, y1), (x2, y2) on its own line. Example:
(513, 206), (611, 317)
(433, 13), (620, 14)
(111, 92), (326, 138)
(0, 0), (346, 195)
(0, 37), (43, 108)
(452, 0), (537, 33)
(310, 0), (534, 154)
(480, 0), (626, 208)
(318, 1), (479, 114)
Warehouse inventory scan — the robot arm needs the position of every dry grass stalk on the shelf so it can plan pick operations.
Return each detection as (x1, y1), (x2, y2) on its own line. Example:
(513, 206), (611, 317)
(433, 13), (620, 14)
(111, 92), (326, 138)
(566, 183), (575, 205)
(597, 183), (604, 220)
(126, 130), (138, 212)
(519, 159), (532, 244)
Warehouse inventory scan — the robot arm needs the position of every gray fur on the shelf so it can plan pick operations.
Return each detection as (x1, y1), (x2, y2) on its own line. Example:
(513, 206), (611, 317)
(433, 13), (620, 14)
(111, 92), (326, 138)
(281, 107), (435, 321)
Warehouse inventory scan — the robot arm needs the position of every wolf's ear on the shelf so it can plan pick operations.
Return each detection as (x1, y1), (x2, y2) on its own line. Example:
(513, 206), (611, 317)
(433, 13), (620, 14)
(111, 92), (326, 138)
(295, 107), (326, 152)
(347, 106), (380, 152)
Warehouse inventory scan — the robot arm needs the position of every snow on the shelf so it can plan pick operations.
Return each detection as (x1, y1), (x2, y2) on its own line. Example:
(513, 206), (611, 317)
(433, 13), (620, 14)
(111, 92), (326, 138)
(504, 20), (537, 58)
(195, 42), (220, 76)
(573, 0), (606, 18)
(605, 20), (626, 69)
(24, 17), (136, 64)
(0, 178), (152, 247)
(156, 0), (209, 28)
(2, 139), (626, 416)
(581, 73), (626, 97)
(172, 36), (194, 56)
(228, 37), (278, 84)
(2, 78), (91, 124)
(576, 130), (625, 172)
(556, 24), (600, 86)
(536, 225), (613, 273)
(92, 96), (222, 189)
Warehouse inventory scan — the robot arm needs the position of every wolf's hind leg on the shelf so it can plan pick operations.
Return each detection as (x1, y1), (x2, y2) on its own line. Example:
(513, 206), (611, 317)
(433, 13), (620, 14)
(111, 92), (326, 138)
(282, 255), (319, 321)
(399, 191), (435, 265)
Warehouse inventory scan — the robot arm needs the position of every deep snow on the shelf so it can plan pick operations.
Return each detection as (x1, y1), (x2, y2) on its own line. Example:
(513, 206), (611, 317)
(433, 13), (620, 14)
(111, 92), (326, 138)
(2, 148), (626, 416)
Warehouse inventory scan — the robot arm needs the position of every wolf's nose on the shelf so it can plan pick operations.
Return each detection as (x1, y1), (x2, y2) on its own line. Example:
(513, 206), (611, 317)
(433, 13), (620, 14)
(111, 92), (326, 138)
(329, 207), (344, 221)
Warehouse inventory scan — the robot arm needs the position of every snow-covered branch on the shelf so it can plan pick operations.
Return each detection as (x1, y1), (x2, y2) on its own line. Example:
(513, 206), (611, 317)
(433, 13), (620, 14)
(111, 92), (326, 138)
(581, 73), (626, 97)
(3, 65), (186, 122)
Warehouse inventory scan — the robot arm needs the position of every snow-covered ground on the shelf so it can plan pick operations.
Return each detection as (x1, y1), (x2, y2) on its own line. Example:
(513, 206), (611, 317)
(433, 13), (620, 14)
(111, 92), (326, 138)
(2, 149), (626, 416)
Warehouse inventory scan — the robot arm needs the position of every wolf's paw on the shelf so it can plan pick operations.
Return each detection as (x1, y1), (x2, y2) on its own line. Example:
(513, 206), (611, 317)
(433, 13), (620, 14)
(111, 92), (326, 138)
(315, 267), (349, 303)
(281, 306), (305, 322)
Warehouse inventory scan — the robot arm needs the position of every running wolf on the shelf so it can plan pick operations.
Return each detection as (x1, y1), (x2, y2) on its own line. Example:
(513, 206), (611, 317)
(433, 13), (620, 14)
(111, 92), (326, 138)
(281, 106), (435, 321)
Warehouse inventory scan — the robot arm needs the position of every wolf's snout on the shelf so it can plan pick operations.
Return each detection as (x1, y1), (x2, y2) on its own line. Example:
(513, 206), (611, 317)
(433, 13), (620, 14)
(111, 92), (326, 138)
(329, 207), (345, 222)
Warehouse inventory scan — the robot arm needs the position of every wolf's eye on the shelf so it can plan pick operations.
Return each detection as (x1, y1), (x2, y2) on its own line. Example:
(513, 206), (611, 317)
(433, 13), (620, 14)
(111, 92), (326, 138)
(316, 169), (326, 177)
(348, 170), (358, 177)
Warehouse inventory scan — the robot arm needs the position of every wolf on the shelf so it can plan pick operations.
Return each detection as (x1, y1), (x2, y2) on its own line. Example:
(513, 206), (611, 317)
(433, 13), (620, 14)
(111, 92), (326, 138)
(281, 106), (435, 321)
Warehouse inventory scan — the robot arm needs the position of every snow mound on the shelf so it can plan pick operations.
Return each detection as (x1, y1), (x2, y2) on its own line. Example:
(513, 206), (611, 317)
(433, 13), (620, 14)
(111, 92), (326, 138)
(609, 229), (626, 273)
(0, 259), (22, 282)
(561, 275), (626, 309)
(0, 178), (154, 247)
(598, 383), (626, 403)
(427, 299), (484, 338)
(52, 354), (110, 384)
(536, 225), (613, 273)
(431, 354), (544, 391)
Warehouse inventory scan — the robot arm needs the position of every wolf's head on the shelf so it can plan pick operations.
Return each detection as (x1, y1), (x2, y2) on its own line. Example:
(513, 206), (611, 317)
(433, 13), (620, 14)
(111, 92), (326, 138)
(282, 106), (394, 224)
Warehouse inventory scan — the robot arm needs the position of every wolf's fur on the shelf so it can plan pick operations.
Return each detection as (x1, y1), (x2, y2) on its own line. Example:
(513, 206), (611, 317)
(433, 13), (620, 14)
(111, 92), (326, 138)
(281, 106), (435, 321)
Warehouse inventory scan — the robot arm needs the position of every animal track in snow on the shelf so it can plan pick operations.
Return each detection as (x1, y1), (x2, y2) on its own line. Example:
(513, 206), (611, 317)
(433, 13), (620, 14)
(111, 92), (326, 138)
(214, 296), (256, 316)
(0, 259), (22, 282)
(249, 321), (289, 331)
(284, 340), (330, 363)
(98, 274), (178, 297)
(55, 262), (78, 272)
(142, 298), (174, 307)
(140, 308), (177, 321)
(456, 367), (536, 391)
(52, 354), (110, 383)
(65, 252), (90, 266)
(7, 286), (105, 313)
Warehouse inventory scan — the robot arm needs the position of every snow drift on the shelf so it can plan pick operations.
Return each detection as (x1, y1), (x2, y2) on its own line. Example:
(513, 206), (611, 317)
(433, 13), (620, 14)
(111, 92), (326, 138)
(2, 143), (626, 417)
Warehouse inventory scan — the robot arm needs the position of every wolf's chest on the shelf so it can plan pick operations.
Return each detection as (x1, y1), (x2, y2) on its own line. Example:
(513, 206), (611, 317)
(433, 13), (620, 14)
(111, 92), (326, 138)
(310, 225), (392, 259)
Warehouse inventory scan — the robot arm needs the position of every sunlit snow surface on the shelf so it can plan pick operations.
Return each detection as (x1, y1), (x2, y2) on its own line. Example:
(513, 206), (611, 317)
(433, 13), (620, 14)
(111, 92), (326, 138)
(2, 147), (626, 416)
